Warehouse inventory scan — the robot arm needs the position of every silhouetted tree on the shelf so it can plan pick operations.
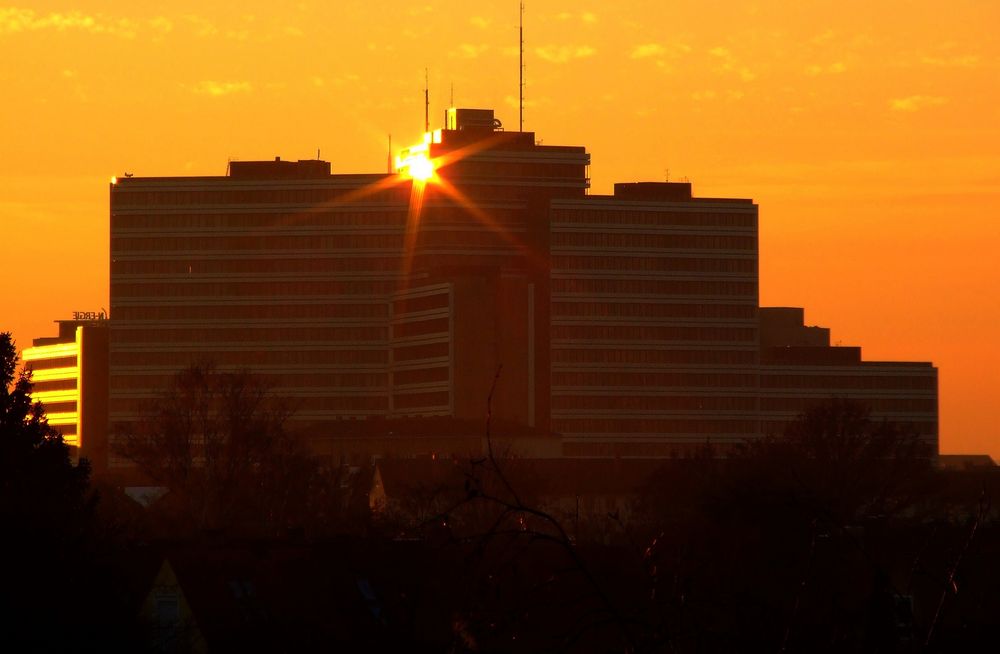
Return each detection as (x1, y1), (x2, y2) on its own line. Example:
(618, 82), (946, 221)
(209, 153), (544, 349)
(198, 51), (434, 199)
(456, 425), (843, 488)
(0, 332), (140, 649)
(629, 399), (944, 652)
(115, 363), (348, 536)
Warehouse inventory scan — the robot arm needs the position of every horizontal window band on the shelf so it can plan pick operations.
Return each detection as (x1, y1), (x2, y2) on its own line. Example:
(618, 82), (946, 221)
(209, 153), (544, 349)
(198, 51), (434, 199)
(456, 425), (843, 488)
(553, 410), (761, 419)
(550, 199), (757, 213)
(553, 387), (760, 395)
(552, 343), (757, 351)
(552, 318), (758, 326)
(551, 225), (755, 235)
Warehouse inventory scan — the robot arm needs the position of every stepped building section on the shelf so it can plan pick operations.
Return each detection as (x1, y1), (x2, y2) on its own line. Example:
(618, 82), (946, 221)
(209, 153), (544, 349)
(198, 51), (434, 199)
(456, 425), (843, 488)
(759, 307), (937, 445)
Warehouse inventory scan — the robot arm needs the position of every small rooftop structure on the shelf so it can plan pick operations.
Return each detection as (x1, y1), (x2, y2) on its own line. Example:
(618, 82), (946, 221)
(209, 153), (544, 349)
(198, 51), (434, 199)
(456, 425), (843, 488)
(228, 157), (330, 179)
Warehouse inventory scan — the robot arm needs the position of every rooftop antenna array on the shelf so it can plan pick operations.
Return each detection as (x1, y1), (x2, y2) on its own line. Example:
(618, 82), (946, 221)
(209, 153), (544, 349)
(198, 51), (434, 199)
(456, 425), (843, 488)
(519, 2), (525, 131)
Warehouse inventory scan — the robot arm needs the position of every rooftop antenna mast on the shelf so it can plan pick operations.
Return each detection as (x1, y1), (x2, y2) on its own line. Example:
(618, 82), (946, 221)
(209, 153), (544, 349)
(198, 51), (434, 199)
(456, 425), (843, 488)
(424, 68), (430, 133)
(519, 2), (525, 131)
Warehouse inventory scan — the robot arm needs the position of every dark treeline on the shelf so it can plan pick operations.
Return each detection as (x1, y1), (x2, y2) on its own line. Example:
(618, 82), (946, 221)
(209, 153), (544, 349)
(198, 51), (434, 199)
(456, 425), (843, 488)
(2, 338), (997, 652)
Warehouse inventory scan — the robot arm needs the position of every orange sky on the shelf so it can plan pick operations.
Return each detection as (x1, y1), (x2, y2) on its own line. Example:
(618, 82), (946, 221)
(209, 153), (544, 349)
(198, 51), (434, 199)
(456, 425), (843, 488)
(2, 1), (998, 457)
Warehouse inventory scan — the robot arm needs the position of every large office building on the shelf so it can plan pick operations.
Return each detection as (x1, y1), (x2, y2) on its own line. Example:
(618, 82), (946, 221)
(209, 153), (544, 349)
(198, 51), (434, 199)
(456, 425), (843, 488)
(107, 108), (937, 466)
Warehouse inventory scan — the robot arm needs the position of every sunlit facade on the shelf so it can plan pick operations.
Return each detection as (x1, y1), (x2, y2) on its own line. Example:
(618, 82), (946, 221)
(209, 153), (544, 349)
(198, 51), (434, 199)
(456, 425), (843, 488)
(22, 318), (110, 465)
(108, 108), (938, 464)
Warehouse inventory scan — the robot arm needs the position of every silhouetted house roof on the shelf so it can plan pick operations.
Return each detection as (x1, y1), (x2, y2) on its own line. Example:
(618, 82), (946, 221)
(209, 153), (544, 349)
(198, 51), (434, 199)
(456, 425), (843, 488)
(135, 540), (425, 651)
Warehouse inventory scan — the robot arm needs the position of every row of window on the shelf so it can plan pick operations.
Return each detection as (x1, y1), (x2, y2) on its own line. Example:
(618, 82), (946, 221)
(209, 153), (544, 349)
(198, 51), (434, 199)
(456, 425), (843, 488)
(25, 356), (78, 371)
(111, 327), (388, 345)
(112, 343), (389, 374)
(761, 374), (937, 390)
(30, 379), (78, 392)
(552, 302), (755, 319)
(552, 278), (757, 297)
(393, 366), (449, 386)
(112, 187), (409, 207)
(392, 390), (451, 410)
(553, 349), (756, 365)
(113, 281), (399, 298)
(552, 256), (756, 274)
(410, 231), (528, 250)
(552, 210), (756, 229)
(551, 325), (756, 342)
(552, 395), (758, 411)
(109, 395), (391, 413)
(553, 418), (759, 434)
(112, 212), (407, 230)
(113, 234), (406, 252)
(447, 161), (585, 179)
(761, 420), (937, 437)
(112, 207), (527, 229)
(553, 371), (757, 387)
(392, 293), (450, 315)
(114, 303), (389, 321)
(552, 232), (755, 251)
(563, 441), (740, 458)
(112, 257), (403, 275)
(110, 371), (389, 388)
(760, 397), (937, 412)
(392, 341), (449, 363)
(113, 228), (532, 254)
(393, 317), (450, 340)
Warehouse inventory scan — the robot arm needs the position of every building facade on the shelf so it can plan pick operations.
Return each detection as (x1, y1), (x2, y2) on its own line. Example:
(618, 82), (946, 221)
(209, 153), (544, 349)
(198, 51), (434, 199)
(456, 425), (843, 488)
(106, 108), (937, 466)
(22, 316), (110, 468)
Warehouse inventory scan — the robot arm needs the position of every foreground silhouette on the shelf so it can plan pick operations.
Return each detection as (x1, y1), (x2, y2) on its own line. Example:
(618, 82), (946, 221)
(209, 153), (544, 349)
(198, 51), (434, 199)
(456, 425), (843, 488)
(0, 332), (141, 649)
(2, 343), (995, 651)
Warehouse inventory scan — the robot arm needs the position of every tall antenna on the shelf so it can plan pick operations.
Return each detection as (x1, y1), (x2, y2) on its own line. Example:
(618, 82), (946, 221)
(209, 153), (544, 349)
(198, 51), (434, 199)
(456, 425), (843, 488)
(387, 133), (392, 174)
(519, 2), (525, 131)
(424, 68), (430, 133)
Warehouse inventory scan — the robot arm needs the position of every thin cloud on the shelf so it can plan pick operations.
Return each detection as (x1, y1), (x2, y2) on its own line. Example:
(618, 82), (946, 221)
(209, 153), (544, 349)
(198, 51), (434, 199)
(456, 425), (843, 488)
(921, 54), (980, 68)
(810, 29), (835, 45)
(148, 16), (172, 34)
(183, 14), (218, 37)
(707, 46), (755, 82)
(890, 95), (946, 112)
(504, 95), (541, 109)
(452, 43), (489, 59)
(0, 7), (137, 38)
(553, 11), (597, 24)
(631, 43), (665, 59)
(806, 62), (847, 76)
(535, 44), (596, 63)
(193, 80), (252, 97)
(470, 16), (490, 29)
